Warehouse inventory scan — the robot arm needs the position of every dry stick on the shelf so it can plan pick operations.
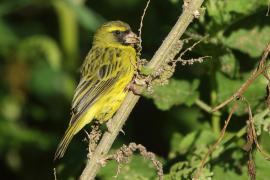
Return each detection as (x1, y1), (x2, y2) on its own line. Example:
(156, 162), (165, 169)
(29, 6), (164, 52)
(138, 0), (151, 44)
(80, 0), (205, 179)
(212, 43), (270, 112)
(194, 102), (238, 180)
(137, 0), (151, 56)
(247, 103), (270, 160)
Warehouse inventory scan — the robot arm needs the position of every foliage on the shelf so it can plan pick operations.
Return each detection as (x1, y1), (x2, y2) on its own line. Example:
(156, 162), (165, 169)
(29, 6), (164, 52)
(0, 0), (270, 180)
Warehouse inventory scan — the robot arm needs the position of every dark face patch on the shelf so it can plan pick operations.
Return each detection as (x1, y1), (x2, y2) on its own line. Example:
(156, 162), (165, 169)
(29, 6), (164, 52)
(111, 30), (130, 45)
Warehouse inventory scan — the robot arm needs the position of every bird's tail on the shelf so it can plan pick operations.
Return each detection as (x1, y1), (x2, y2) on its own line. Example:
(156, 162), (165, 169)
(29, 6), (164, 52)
(54, 109), (96, 160)
(54, 123), (79, 160)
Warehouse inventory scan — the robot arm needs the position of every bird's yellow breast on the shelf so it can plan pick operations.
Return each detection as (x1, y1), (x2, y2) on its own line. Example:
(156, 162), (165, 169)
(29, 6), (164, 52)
(94, 46), (136, 122)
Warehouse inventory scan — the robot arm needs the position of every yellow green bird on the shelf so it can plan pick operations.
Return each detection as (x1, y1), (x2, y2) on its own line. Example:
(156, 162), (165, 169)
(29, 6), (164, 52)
(54, 21), (139, 160)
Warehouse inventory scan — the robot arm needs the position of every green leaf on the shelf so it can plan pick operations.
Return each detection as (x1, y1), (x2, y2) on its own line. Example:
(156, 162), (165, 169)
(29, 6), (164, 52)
(206, 0), (268, 25)
(212, 165), (248, 180)
(253, 109), (270, 135)
(223, 26), (270, 58)
(169, 132), (183, 159)
(98, 155), (157, 180)
(170, 130), (216, 155)
(216, 72), (267, 115)
(145, 79), (200, 110)
(212, 152), (270, 180)
(219, 52), (238, 78)
(216, 72), (242, 103)
(255, 152), (270, 179)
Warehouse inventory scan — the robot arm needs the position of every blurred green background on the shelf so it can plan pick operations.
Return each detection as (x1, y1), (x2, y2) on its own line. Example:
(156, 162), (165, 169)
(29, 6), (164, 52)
(1, 0), (270, 179)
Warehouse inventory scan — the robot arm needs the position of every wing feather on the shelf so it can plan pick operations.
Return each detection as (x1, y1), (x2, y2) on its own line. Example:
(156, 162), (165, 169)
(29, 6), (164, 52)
(70, 47), (122, 125)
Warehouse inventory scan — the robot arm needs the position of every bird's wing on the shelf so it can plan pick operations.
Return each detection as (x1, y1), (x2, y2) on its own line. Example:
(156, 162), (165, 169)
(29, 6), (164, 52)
(69, 47), (125, 125)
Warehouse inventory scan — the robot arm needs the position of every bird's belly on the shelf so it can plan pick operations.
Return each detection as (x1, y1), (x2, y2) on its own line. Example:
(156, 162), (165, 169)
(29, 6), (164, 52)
(94, 75), (132, 122)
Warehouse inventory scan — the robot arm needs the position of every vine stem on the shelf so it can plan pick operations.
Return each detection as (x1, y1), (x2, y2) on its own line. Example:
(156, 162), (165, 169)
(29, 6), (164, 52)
(80, 0), (205, 179)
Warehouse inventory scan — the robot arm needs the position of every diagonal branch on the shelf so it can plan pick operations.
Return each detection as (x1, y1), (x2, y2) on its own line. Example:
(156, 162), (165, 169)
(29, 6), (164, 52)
(80, 0), (205, 179)
(212, 43), (270, 112)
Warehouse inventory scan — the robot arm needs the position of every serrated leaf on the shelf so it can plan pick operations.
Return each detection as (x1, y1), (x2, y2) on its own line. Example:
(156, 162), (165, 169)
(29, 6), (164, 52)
(216, 72), (242, 103)
(169, 132), (183, 159)
(253, 109), (270, 135)
(223, 26), (270, 58)
(212, 152), (270, 180)
(172, 130), (216, 155)
(98, 155), (157, 180)
(212, 165), (248, 180)
(220, 53), (238, 77)
(206, 0), (268, 25)
(145, 79), (200, 110)
(216, 72), (267, 115)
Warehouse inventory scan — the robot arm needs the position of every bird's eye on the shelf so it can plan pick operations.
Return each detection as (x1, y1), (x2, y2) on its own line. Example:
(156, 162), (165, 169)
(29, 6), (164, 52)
(114, 30), (121, 35)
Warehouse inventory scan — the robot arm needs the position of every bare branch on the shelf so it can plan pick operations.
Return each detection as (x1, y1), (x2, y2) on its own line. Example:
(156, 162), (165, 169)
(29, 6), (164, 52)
(212, 43), (270, 112)
(247, 103), (270, 160)
(138, 0), (151, 46)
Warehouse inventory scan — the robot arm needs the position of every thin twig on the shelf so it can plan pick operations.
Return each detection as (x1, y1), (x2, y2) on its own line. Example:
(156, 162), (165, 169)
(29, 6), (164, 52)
(179, 35), (207, 59)
(80, 1), (205, 179)
(138, 0), (151, 43)
(247, 103), (270, 160)
(212, 43), (270, 112)
(137, 0), (151, 55)
(173, 36), (211, 66)
(194, 102), (238, 180)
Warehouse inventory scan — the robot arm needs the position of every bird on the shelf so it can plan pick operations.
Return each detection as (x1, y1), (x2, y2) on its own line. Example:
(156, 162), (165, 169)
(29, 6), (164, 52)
(54, 21), (139, 160)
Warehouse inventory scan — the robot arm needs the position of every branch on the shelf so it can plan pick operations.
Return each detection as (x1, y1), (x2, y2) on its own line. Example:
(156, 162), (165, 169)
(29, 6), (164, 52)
(80, 1), (205, 179)
(212, 42), (270, 112)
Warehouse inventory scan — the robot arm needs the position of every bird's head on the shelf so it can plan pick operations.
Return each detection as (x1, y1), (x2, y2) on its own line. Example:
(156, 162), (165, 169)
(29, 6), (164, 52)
(93, 21), (139, 47)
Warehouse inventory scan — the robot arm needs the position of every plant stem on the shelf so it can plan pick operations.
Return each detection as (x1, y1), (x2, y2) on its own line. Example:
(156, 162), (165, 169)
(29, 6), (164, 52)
(210, 62), (221, 135)
(80, 1), (205, 179)
(195, 99), (220, 116)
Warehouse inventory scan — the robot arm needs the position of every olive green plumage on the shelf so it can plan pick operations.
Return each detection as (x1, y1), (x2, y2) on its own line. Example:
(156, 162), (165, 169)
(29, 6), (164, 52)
(54, 21), (139, 160)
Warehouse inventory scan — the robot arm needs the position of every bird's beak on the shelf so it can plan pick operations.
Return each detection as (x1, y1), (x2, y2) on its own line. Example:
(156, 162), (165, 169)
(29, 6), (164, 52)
(124, 31), (140, 45)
